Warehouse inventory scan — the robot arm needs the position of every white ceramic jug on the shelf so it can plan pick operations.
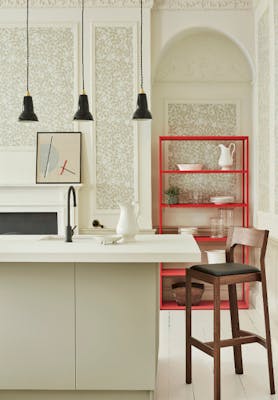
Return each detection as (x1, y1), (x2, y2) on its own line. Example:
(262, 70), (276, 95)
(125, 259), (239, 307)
(218, 143), (236, 170)
(116, 202), (139, 242)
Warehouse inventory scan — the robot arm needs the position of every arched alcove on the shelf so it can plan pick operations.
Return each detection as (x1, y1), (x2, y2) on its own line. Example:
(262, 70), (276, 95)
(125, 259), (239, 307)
(152, 28), (253, 227)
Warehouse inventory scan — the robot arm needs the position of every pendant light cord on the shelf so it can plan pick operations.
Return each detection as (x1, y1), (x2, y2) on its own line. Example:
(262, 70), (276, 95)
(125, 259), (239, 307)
(140, 0), (143, 90)
(82, 0), (85, 93)
(26, 0), (29, 93)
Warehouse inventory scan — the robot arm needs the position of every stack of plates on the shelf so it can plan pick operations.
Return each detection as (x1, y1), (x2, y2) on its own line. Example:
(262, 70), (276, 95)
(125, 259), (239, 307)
(210, 196), (234, 204)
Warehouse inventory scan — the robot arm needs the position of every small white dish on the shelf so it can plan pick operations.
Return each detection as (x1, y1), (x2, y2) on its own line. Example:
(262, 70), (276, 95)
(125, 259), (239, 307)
(176, 163), (203, 171)
(92, 235), (122, 245)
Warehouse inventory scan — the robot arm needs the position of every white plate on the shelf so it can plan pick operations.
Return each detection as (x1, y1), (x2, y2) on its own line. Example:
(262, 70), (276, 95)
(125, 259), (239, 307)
(210, 196), (234, 204)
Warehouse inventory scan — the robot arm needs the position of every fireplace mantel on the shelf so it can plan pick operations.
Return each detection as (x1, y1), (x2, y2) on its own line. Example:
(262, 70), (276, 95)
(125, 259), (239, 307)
(0, 184), (82, 235)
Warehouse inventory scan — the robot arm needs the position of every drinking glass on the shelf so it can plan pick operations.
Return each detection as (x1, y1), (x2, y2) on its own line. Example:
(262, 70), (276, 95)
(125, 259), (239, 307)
(226, 208), (234, 228)
(210, 217), (224, 238)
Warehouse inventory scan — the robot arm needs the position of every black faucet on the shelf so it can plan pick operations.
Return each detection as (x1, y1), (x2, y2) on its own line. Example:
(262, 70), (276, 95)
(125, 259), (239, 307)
(66, 186), (77, 242)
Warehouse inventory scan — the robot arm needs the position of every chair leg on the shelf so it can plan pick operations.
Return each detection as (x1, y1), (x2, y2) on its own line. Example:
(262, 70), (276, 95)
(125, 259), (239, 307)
(261, 274), (275, 394)
(214, 280), (221, 400)
(228, 284), (243, 374)
(186, 270), (192, 384)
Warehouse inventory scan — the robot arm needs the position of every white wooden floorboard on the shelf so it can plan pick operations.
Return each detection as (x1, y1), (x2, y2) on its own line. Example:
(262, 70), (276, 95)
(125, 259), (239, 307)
(156, 311), (170, 400)
(157, 309), (278, 400)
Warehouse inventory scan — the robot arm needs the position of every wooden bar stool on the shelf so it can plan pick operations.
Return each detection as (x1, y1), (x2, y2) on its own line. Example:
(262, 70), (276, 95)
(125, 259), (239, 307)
(185, 227), (275, 400)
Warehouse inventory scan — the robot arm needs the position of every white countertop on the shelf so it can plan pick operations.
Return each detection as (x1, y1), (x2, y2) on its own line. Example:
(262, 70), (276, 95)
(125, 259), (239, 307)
(0, 234), (201, 263)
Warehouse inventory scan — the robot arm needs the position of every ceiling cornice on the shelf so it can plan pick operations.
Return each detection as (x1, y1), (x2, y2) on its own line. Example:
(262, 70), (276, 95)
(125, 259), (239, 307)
(153, 0), (252, 10)
(0, 0), (153, 8)
(0, 0), (253, 8)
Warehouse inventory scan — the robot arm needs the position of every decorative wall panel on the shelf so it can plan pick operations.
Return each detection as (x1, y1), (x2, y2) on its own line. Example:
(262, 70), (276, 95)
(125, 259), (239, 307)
(257, 9), (270, 212)
(0, 26), (74, 147)
(167, 103), (240, 200)
(168, 103), (237, 136)
(95, 25), (134, 210)
(275, 1), (278, 214)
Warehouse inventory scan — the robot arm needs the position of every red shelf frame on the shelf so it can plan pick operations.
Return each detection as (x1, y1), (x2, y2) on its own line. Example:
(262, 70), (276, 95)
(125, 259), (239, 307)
(159, 135), (249, 310)
(161, 203), (247, 208)
(162, 169), (247, 174)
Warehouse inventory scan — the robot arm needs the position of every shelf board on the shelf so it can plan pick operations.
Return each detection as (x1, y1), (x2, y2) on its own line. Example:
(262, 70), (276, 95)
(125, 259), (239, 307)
(161, 169), (247, 174)
(158, 232), (227, 241)
(161, 269), (186, 277)
(161, 300), (249, 310)
(160, 135), (249, 141)
(194, 236), (227, 242)
(161, 203), (247, 208)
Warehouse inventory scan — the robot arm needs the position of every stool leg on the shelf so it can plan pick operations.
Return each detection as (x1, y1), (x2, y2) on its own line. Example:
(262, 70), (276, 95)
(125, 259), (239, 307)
(214, 280), (221, 400)
(261, 274), (275, 394)
(228, 284), (243, 374)
(186, 270), (192, 384)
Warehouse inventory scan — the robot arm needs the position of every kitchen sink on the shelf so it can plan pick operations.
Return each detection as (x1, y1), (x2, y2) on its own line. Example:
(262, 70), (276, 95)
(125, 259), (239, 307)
(39, 234), (122, 244)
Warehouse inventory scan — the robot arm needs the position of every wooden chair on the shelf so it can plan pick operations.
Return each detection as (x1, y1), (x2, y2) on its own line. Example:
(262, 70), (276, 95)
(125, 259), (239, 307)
(185, 227), (275, 400)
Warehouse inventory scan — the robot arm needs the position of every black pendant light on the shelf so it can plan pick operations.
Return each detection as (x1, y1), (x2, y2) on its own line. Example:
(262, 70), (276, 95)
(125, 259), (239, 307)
(132, 0), (152, 120)
(18, 0), (38, 122)
(74, 0), (93, 121)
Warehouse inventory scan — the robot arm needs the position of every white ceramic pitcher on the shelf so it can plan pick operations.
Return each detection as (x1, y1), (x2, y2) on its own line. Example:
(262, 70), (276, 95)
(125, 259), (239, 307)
(116, 202), (139, 242)
(218, 143), (236, 170)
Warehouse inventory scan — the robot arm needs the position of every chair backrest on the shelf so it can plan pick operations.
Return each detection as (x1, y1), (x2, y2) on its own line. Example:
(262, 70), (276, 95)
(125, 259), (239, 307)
(226, 227), (269, 270)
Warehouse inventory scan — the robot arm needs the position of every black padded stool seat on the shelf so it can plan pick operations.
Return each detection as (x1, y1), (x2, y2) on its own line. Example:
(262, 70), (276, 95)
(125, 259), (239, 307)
(190, 262), (260, 277)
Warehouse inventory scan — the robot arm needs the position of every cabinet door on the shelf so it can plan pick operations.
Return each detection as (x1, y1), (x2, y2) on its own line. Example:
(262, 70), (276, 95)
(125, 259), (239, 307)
(76, 262), (158, 390)
(0, 263), (75, 389)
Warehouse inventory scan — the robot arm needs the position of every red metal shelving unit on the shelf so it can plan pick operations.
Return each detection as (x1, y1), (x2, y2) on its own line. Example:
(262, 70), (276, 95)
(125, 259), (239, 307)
(159, 135), (249, 310)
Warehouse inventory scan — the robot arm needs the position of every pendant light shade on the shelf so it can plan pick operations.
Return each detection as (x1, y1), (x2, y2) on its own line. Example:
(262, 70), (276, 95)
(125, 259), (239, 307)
(73, 93), (93, 121)
(133, 90), (152, 120)
(73, 0), (93, 121)
(19, 92), (38, 122)
(132, 0), (152, 120)
(19, 0), (38, 122)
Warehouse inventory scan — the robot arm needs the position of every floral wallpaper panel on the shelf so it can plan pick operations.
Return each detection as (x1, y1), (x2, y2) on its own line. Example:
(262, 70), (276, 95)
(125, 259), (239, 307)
(0, 27), (74, 147)
(167, 103), (241, 201)
(257, 9), (270, 212)
(95, 25), (134, 210)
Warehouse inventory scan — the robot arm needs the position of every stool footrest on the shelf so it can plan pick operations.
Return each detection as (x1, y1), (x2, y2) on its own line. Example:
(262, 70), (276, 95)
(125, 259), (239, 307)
(190, 337), (214, 357)
(198, 332), (267, 350)
(239, 330), (267, 347)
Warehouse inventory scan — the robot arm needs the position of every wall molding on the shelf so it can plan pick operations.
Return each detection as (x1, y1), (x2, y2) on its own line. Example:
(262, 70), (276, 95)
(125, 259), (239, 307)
(0, 0), (252, 9)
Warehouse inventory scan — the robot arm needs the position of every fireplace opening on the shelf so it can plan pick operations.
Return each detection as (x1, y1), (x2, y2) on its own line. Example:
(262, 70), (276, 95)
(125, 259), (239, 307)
(0, 212), (58, 235)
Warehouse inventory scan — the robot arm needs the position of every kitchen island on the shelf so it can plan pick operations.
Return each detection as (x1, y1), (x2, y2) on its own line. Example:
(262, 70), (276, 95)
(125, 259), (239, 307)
(0, 234), (200, 400)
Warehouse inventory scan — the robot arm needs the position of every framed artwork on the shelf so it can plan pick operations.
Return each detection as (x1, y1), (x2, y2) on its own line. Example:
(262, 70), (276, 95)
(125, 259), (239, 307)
(36, 132), (82, 184)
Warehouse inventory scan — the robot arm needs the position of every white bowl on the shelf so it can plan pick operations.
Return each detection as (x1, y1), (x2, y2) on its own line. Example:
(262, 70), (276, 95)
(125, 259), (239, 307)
(176, 163), (203, 171)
